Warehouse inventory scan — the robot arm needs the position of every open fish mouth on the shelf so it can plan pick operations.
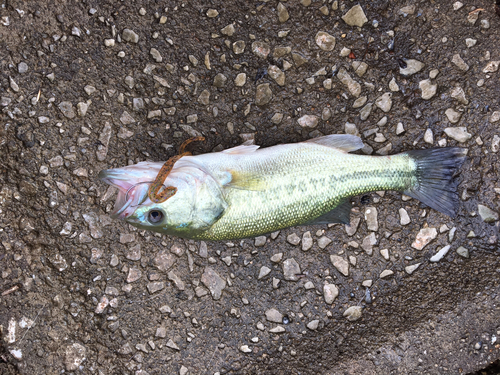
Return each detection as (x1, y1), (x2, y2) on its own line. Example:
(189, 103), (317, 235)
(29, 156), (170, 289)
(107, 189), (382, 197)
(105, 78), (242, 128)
(98, 164), (160, 219)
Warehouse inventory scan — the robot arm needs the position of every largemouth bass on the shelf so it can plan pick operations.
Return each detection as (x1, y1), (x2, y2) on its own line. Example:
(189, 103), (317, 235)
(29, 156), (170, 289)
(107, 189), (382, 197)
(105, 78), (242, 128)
(99, 134), (466, 240)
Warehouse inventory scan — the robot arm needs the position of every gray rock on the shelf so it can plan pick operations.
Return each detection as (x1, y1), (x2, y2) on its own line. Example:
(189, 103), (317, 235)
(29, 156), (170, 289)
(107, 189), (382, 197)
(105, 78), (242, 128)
(120, 111), (135, 125)
(405, 263), (421, 275)
(352, 61), (368, 77)
(430, 245), (451, 262)
(380, 269), (394, 278)
(65, 343), (86, 371)
(445, 108), (462, 124)
(456, 246), (469, 258)
(399, 59), (424, 76)
(269, 326), (286, 333)
(297, 115), (319, 128)
(364, 206), (378, 231)
(492, 135), (500, 153)
(150, 48), (162, 62)
(337, 68), (361, 97)
(265, 308), (283, 323)
(258, 266), (271, 279)
(232, 40), (246, 54)
(345, 216), (361, 236)
(451, 54), (469, 71)
(127, 267), (142, 283)
(353, 96), (367, 109)
(201, 267), (226, 300)
(147, 282), (165, 294)
(206, 9), (219, 17)
(283, 258), (301, 281)
(307, 320), (320, 330)
(375, 93), (392, 113)
(122, 29), (139, 43)
(483, 61), (500, 73)
(361, 232), (377, 255)
(58, 101), (76, 119)
(424, 128), (434, 144)
(419, 79), (437, 100)
(359, 103), (373, 121)
(315, 31), (336, 51)
(342, 4), (368, 27)
(411, 227), (437, 250)
(251, 41), (271, 59)
(389, 77), (399, 91)
(477, 204), (498, 223)
(302, 231), (313, 251)
(234, 73), (246, 87)
(213, 73), (227, 88)
(198, 89), (210, 105)
(399, 208), (410, 225)
(343, 306), (363, 321)
(330, 255), (349, 276)
(490, 111), (500, 123)
(255, 83), (272, 106)
(9, 76), (19, 92)
(465, 38), (477, 48)
(255, 236), (267, 247)
(166, 339), (180, 350)
(292, 52), (308, 67)
(270, 253), (283, 263)
(317, 235), (332, 249)
(277, 3), (289, 23)
(221, 23), (235, 36)
(450, 87), (468, 105)
(444, 127), (471, 143)
(268, 65), (285, 86)
(323, 284), (339, 304)
(18, 62), (28, 73)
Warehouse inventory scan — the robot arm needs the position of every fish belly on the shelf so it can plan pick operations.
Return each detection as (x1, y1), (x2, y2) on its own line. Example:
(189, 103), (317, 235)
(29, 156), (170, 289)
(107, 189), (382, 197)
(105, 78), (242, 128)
(197, 146), (414, 240)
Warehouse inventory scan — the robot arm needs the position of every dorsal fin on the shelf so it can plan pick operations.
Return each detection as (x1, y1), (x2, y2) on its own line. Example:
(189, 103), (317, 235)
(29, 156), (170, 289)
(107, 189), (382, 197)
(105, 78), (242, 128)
(222, 144), (260, 155)
(304, 134), (364, 152)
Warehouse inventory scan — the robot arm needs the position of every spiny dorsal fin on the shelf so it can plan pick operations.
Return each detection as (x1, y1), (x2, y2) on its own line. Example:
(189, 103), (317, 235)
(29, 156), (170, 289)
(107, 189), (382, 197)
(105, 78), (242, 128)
(303, 200), (352, 225)
(222, 144), (260, 155)
(304, 134), (364, 153)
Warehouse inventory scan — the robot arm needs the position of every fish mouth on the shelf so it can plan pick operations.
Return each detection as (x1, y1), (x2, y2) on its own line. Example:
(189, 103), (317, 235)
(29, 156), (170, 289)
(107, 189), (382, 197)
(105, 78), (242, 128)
(98, 167), (154, 220)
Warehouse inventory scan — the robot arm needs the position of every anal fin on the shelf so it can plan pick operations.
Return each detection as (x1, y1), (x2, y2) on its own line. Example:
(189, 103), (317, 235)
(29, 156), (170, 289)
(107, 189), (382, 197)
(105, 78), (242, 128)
(304, 200), (352, 225)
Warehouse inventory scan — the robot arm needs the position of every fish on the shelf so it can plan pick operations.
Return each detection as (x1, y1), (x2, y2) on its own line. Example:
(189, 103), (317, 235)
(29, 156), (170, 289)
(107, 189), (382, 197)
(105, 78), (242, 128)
(98, 134), (466, 241)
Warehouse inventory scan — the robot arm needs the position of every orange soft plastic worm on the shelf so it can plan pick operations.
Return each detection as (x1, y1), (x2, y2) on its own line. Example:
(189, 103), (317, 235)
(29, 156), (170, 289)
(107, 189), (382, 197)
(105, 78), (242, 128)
(148, 136), (205, 203)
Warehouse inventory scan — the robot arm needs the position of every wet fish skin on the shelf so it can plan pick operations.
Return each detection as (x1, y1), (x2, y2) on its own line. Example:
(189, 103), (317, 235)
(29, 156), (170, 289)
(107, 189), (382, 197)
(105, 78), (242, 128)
(99, 135), (466, 241)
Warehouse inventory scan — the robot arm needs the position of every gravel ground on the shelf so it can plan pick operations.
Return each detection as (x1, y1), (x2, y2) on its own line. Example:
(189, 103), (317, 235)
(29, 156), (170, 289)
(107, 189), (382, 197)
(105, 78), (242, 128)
(1, 1), (500, 374)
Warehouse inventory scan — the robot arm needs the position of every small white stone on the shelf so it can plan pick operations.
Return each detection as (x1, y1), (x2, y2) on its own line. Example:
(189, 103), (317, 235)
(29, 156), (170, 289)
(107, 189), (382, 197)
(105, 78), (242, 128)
(258, 266), (271, 279)
(396, 122), (405, 135)
(444, 127), (471, 143)
(429, 69), (440, 79)
(411, 227), (437, 250)
(419, 79), (437, 100)
(453, 2), (464, 10)
(430, 245), (451, 262)
(399, 208), (410, 225)
(343, 306), (363, 321)
(306, 320), (320, 330)
(240, 345), (252, 353)
(380, 269), (394, 278)
(323, 284), (339, 304)
(389, 77), (399, 92)
(405, 263), (421, 275)
(424, 128), (434, 144)
(445, 108), (462, 124)
(380, 248), (389, 260)
(456, 246), (469, 258)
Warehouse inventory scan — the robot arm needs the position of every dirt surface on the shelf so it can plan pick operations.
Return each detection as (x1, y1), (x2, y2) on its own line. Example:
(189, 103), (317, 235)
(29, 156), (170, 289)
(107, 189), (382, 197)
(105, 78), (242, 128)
(1, 0), (500, 374)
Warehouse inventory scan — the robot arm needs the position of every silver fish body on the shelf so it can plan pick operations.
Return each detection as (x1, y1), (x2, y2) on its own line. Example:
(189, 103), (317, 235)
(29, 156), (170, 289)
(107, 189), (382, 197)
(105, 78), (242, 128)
(99, 135), (466, 240)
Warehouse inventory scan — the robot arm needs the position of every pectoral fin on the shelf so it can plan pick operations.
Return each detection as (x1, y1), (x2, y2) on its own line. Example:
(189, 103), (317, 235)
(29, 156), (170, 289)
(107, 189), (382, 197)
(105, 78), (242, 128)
(225, 170), (267, 191)
(303, 200), (352, 225)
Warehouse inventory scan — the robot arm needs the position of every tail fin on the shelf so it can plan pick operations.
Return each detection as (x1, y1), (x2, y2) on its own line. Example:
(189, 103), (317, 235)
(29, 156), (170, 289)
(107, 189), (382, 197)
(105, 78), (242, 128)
(404, 148), (467, 217)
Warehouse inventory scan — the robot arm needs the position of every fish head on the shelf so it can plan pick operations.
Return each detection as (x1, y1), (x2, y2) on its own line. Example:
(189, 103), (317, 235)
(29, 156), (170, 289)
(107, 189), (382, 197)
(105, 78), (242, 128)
(99, 159), (227, 238)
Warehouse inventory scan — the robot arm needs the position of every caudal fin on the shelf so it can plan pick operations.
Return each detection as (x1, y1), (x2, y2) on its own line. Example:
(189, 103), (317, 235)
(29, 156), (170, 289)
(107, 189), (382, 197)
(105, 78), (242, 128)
(404, 148), (467, 217)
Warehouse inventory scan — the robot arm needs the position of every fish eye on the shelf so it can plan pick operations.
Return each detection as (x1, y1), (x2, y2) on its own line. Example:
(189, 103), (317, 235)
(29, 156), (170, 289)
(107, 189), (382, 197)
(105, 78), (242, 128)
(148, 210), (164, 224)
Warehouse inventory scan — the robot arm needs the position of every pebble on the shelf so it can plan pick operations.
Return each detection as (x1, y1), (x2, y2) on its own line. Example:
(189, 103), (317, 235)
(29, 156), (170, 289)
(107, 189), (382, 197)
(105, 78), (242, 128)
(380, 248), (389, 260)
(221, 23), (235, 36)
(450, 87), (468, 105)
(232, 40), (245, 54)
(197, 89), (210, 105)
(317, 235), (332, 249)
(304, 281), (315, 290)
(424, 129), (433, 144)
(166, 339), (180, 350)
(104, 38), (115, 47)
(483, 61), (500, 73)
(287, 233), (301, 245)
(353, 96), (367, 109)
(456, 246), (469, 258)
(240, 345), (252, 353)
(270, 253), (283, 263)
(492, 135), (500, 153)
(206, 9), (219, 18)
(127, 267), (142, 283)
(283, 258), (301, 281)
(399, 59), (424, 76)
(322, 107), (332, 120)
(361, 232), (376, 255)
(465, 38), (477, 48)
(251, 41), (271, 59)
(429, 69), (440, 79)
(122, 29), (139, 43)
(9, 349), (22, 360)
(399, 208), (410, 225)
(167, 271), (185, 291)
(480, 19), (490, 29)
(180, 365), (189, 375)
(269, 326), (286, 333)
(364, 207), (378, 231)
(323, 284), (339, 304)
(419, 79), (437, 100)
(65, 343), (86, 371)
(405, 263), (421, 275)
(258, 266), (271, 279)
(201, 267), (226, 300)
(302, 231), (313, 251)
(490, 112), (500, 123)
(340, 47), (351, 57)
(307, 320), (319, 330)
(337, 68), (361, 97)
(411, 227), (437, 250)
(389, 77), (399, 91)
(255, 83), (272, 106)
(268, 65), (285, 86)
(58, 101), (76, 118)
(444, 127), (471, 143)
(277, 3), (289, 23)
(477, 204), (498, 222)
(453, 2), (464, 10)
(150, 48), (162, 62)
(330, 255), (349, 276)
(430, 245), (451, 262)
(213, 73), (227, 88)
(396, 122), (405, 135)
(359, 103), (373, 121)
(445, 108), (462, 124)
(380, 269), (394, 278)
(342, 4), (368, 27)
(18, 62), (28, 74)
(315, 31), (336, 51)
(265, 308), (283, 323)
(352, 61), (368, 77)
(374, 93), (392, 113)
(297, 115), (319, 128)
(292, 52), (308, 67)
(343, 306), (363, 321)
(254, 236), (267, 247)
(451, 54), (469, 71)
